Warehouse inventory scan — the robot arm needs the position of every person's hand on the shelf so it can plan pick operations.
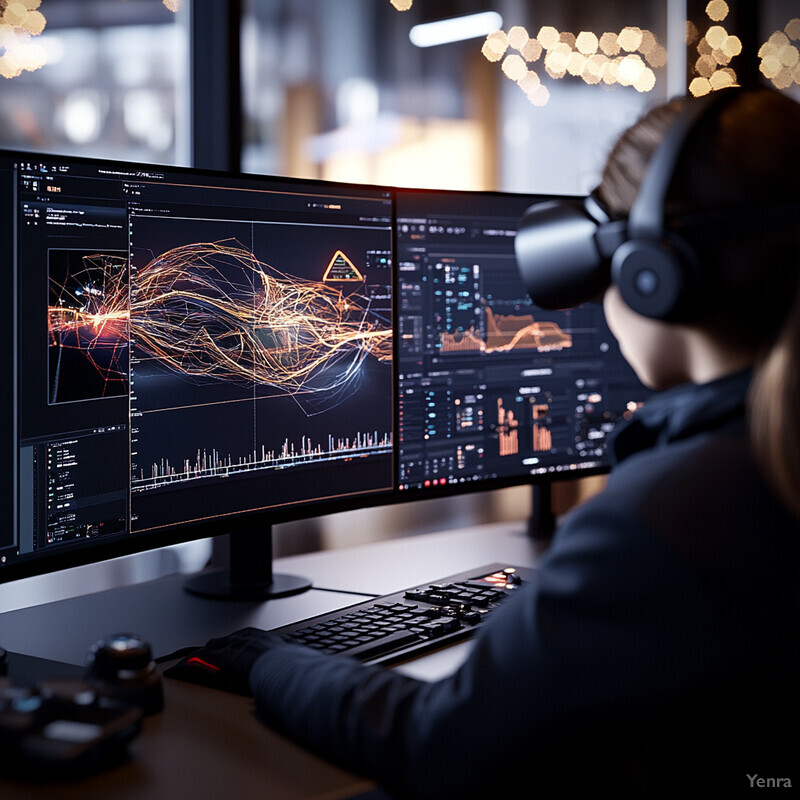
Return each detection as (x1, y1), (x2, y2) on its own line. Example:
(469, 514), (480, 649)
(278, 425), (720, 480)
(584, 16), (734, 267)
(164, 627), (282, 695)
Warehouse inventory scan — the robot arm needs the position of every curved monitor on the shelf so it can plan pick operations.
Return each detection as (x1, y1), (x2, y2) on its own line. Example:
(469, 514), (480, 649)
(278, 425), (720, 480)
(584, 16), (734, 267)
(0, 150), (646, 594)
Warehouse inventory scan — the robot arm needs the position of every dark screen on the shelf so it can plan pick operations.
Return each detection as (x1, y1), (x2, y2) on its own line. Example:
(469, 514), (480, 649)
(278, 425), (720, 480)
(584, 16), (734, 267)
(1, 153), (393, 575)
(395, 189), (646, 493)
(0, 152), (647, 582)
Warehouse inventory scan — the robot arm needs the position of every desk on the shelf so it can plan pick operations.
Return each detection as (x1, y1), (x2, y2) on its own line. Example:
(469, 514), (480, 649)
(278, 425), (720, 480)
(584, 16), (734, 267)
(0, 522), (542, 799)
(1, 659), (374, 800)
(278, 520), (544, 596)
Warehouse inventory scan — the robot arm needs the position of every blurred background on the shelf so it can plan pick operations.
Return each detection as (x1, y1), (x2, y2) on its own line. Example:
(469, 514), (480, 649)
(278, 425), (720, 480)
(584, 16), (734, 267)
(2, 0), (798, 607)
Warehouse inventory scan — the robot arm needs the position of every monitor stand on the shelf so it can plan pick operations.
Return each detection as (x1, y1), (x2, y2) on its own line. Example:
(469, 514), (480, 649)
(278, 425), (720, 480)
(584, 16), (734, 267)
(527, 483), (556, 541)
(184, 522), (311, 601)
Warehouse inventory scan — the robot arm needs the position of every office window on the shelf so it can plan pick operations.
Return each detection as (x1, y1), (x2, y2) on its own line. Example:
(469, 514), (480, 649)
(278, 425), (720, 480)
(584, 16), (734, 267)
(0, 0), (189, 164)
(242, 0), (502, 190)
(242, 0), (679, 194)
(242, 0), (800, 196)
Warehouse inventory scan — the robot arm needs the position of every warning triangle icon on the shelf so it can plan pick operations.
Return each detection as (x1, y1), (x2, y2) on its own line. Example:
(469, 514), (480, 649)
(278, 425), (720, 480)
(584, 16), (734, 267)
(323, 250), (364, 282)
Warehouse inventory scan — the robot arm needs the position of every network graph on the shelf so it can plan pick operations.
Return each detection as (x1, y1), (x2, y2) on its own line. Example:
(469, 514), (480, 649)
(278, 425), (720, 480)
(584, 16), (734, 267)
(48, 241), (392, 412)
(48, 250), (129, 403)
(130, 240), (392, 411)
(124, 214), (394, 515)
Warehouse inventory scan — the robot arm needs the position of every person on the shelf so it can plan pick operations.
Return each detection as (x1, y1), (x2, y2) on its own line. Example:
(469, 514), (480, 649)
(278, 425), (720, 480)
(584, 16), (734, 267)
(169, 87), (800, 798)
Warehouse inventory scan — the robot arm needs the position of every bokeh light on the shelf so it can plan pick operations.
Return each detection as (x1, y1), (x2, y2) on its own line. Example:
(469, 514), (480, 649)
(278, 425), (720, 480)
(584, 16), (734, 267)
(502, 53), (527, 82)
(507, 25), (529, 51)
(599, 31), (620, 56)
(536, 26), (560, 51)
(705, 25), (727, 50)
(521, 38), (543, 62)
(705, 1), (729, 22)
(484, 22), (665, 107)
(576, 31), (598, 55)
(759, 19), (800, 89)
(689, 4), (742, 95)
(481, 30), (508, 62)
(617, 26), (643, 53)
(689, 76), (712, 97)
(0, 0), (48, 79)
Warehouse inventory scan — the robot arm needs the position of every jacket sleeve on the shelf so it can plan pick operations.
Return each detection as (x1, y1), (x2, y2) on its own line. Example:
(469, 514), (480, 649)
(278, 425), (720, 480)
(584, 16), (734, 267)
(249, 501), (725, 800)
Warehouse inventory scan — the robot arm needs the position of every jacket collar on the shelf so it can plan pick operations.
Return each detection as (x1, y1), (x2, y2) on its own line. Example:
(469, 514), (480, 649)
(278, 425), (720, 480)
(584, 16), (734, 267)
(610, 369), (751, 465)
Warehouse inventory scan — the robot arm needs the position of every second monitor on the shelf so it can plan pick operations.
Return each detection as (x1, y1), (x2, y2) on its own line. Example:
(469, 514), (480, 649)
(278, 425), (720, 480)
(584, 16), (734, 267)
(395, 188), (645, 495)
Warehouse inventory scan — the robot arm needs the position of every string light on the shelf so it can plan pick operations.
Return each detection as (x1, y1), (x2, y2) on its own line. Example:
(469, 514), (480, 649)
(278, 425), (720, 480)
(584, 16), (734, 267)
(483, 23), (664, 107)
(0, 0), (47, 79)
(688, 1), (742, 96)
(507, 25), (528, 51)
(481, 30), (508, 62)
(575, 31), (598, 56)
(705, 1), (729, 22)
(759, 19), (800, 89)
(0, 0), (185, 79)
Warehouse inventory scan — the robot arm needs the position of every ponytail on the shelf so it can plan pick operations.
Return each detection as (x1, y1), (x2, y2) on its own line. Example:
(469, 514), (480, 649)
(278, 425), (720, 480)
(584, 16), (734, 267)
(749, 280), (800, 519)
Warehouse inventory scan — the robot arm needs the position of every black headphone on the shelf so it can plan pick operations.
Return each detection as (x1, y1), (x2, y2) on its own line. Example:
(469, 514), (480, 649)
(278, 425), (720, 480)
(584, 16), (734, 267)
(514, 88), (743, 321)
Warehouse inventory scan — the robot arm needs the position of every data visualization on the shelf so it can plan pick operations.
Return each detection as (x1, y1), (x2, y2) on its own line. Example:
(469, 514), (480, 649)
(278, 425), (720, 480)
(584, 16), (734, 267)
(2, 148), (647, 581)
(9, 153), (393, 565)
(128, 215), (393, 530)
(396, 189), (646, 491)
(48, 249), (129, 404)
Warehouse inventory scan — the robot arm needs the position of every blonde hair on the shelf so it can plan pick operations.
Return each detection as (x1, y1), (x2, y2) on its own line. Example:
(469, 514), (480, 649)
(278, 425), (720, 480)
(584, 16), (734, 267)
(597, 88), (800, 517)
(749, 288), (800, 517)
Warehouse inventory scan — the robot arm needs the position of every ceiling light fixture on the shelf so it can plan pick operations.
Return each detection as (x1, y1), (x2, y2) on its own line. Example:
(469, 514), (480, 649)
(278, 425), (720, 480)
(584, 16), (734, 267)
(410, 11), (503, 48)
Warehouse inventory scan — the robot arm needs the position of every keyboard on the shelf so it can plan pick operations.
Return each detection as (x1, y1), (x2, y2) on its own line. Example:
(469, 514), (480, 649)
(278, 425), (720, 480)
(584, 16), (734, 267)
(274, 564), (532, 666)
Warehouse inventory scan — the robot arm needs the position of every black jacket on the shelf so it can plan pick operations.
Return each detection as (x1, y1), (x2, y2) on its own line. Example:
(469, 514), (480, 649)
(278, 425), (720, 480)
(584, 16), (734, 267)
(250, 371), (799, 798)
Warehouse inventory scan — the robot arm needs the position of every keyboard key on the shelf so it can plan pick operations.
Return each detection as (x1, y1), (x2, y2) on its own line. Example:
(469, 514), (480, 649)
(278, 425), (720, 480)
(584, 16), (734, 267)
(271, 564), (528, 665)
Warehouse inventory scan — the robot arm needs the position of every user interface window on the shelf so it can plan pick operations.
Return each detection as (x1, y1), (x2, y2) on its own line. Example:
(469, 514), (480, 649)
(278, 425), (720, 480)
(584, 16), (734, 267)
(395, 190), (644, 491)
(3, 155), (393, 567)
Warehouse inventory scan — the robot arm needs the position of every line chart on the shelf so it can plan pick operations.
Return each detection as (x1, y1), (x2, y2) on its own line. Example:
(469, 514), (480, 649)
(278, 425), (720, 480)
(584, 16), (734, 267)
(439, 306), (572, 354)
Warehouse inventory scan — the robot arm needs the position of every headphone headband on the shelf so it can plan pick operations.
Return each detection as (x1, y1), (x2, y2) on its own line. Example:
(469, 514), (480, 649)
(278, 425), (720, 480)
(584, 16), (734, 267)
(514, 87), (763, 321)
(629, 88), (741, 240)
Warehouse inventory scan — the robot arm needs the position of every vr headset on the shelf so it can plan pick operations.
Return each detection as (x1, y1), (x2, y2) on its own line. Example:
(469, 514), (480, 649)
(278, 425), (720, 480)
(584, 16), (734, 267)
(514, 88), (744, 322)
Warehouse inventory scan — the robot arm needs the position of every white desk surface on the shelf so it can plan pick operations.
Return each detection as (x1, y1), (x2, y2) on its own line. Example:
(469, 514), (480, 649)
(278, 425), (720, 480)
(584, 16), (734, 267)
(276, 519), (544, 596)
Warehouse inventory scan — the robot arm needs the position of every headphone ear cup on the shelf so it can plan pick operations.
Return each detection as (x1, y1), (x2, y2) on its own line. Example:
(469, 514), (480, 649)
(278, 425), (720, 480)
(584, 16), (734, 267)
(610, 239), (691, 320)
